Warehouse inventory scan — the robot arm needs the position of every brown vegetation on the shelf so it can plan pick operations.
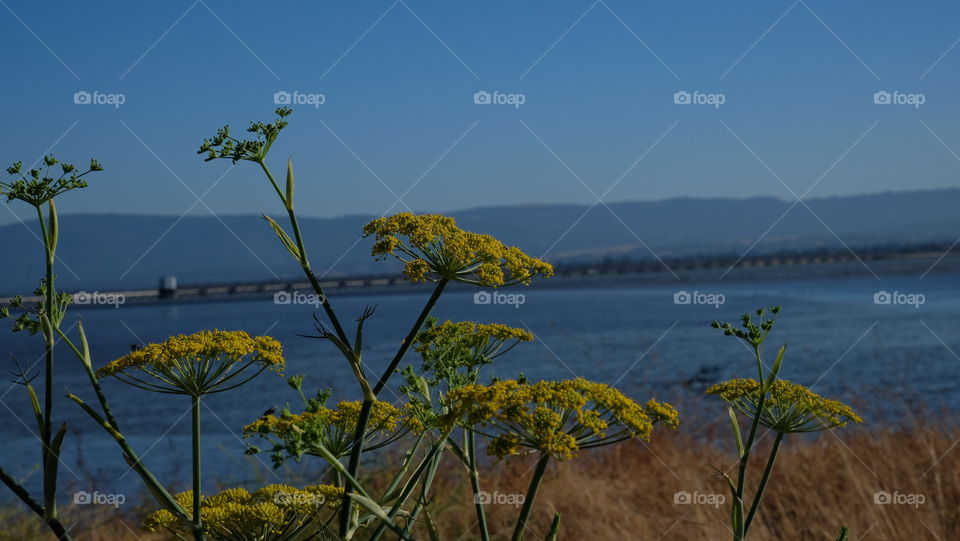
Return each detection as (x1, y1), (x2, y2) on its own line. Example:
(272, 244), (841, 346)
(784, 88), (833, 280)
(4, 421), (958, 540)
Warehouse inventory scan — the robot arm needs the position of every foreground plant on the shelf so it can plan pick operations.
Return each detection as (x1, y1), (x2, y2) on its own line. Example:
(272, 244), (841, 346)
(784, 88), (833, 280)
(93, 330), (284, 540)
(0, 155), (102, 540)
(442, 377), (679, 541)
(143, 484), (343, 540)
(708, 307), (861, 541)
(199, 108), (556, 537)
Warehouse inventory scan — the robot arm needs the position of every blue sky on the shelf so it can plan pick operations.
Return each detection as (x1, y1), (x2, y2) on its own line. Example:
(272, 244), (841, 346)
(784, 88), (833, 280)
(2, 0), (960, 224)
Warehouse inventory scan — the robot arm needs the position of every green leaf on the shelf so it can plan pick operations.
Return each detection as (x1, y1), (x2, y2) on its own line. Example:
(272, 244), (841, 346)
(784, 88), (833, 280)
(285, 157), (295, 210)
(728, 406), (745, 458)
(43, 423), (67, 515)
(262, 214), (301, 260)
(25, 383), (44, 436)
(47, 199), (58, 261)
(763, 344), (786, 391)
(546, 513), (561, 541)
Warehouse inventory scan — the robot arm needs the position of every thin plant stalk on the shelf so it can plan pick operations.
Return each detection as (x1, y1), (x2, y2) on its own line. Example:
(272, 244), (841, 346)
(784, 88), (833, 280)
(467, 429), (490, 541)
(511, 453), (551, 541)
(191, 395), (203, 541)
(339, 278), (449, 534)
(744, 431), (785, 533)
(732, 344), (768, 541)
(0, 201), (74, 540)
(53, 322), (189, 524)
(257, 160), (349, 346)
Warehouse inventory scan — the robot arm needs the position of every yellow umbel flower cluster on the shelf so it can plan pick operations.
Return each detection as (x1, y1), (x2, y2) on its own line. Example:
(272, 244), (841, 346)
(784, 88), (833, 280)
(411, 320), (535, 388)
(143, 484), (342, 540)
(96, 330), (284, 395)
(441, 378), (679, 460)
(415, 321), (533, 353)
(707, 378), (862, 433)
(244, 400), (420, 459)
(362, 212), (553, 285)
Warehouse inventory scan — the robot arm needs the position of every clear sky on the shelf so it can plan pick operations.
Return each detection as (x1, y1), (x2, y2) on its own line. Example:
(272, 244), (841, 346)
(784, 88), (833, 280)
(2, 0), (960, 225)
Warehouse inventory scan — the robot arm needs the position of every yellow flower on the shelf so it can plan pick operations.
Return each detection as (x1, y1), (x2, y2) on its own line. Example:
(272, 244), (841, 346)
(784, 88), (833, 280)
(143, 484), (342, 540)
(440, 378), (678, 460)
(413, 321), (534, 387)
(707, 378), (861, 433)
(363, 212), (553, 286)
(243, 400), (419, 460)
(97, 330), (284, 396)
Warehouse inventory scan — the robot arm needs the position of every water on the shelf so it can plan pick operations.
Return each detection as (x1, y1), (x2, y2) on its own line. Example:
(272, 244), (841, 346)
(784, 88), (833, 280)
(1, 270), (957, 501)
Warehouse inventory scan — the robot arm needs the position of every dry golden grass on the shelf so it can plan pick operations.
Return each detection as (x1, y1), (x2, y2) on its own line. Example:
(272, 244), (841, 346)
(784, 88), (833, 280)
(5, 421), (959, 540)
(422, 421), (960, 540)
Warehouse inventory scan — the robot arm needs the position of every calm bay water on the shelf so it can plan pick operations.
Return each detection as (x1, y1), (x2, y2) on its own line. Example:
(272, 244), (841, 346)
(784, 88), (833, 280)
(1, 270), (958, 500)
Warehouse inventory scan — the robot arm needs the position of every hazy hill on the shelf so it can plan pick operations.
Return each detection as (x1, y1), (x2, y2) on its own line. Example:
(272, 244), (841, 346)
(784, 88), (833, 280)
(1, 189), (957, 293)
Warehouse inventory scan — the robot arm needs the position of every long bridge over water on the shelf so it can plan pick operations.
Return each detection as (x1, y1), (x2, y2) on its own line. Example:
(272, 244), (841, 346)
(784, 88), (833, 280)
(3, 243), (956, 307)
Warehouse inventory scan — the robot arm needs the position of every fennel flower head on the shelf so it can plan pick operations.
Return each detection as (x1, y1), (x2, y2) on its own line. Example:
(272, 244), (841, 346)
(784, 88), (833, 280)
(362, 213), (553, 286)
(96, 330), (284, 396)
(707, 378), (862, 433)
(143, 484), (342, 540)
(413, 320), (534, 386)
(440, 378), (679, 460)
(1, 156), (103, 206)
(243, 400), (422, 463)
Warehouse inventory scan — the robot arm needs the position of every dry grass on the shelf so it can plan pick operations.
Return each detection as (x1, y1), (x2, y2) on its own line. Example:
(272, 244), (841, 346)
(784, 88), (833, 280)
(423, 421), (960, 540)
(5, 421), (960, 540)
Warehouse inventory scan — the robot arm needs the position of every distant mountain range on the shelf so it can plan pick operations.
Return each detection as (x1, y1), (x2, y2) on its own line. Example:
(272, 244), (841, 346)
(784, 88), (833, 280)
(2, 189), (958, 294)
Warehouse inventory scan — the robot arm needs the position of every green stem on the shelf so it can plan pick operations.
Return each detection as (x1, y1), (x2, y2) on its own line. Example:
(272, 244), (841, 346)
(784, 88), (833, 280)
(374, 278), (448, 396)
(733, 345), (768, 541)
(369, 438), (443, 541)
(36, 204), (59, 522)
(402, 443), (444, 538)
(511, 454), (551, 541)
(258, 161), (349, 346)
(468, 430), (490, 541)
(743, 432), (784, 535)
(191, 396), (203, 541)
(338, 278), (449, 535)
